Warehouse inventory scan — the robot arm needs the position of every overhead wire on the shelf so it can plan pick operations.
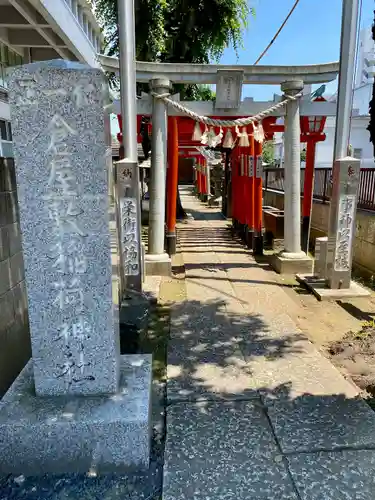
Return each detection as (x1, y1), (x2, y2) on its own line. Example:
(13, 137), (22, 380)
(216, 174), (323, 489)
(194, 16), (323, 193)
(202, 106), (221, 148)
(253, 0), (301, 65)
(348, 0), (363, 149)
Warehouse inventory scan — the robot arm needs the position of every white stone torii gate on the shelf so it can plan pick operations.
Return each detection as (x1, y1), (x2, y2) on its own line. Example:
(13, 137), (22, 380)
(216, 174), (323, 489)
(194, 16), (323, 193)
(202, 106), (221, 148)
(112, 94), (338, 118)
(100, 56), (339, 84)
(99, 54), (339, 276)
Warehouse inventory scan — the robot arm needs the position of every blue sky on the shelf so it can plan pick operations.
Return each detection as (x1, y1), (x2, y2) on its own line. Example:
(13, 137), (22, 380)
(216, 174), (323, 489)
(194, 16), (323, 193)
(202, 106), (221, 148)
(222, 0), (374, 100)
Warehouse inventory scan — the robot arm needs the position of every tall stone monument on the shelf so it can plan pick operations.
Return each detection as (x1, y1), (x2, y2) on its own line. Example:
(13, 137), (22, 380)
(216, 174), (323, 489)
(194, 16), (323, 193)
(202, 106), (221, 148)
(298, 156), (369, 299)
(326, 157), (361, 288)
(0, 61), (151, 475)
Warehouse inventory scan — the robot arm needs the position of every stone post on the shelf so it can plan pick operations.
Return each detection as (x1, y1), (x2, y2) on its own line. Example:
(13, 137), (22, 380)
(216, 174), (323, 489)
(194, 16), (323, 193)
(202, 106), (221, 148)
(0, 61), (151, 475)
(272, 80), (313, 274)
(326, 156), (360, 288)
(281, 80), (304, 257)
(145, 78), (171, 276)
(314, 236), (328, 278)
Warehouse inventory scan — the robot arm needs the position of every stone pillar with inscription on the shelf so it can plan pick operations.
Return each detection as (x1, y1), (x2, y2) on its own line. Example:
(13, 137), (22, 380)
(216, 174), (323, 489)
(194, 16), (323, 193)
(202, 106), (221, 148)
(0, 61), (151, 475)
(298, 157), (369, 299)
(115, 159), (142, 296)
(326, 157), (360, 288)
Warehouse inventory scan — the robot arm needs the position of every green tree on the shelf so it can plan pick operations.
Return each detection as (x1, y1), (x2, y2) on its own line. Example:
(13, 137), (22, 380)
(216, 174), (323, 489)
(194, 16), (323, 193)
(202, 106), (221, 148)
(187, 85), (216, 101)
(95, 0), (253, 96)
(262, 140), (274, 166)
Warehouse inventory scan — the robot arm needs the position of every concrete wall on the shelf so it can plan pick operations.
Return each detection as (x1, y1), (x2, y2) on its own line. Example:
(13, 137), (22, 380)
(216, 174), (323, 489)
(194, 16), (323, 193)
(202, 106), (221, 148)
(0, 158), (31, 397)
(264, 189), (375, 277)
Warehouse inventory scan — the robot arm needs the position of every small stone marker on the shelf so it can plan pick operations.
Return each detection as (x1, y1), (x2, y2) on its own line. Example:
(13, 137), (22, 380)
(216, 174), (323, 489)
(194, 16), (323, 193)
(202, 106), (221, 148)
(314, 236), (328, 278)
(8, 60), (120, 396)
(115, 159), (142, 295)
(326, 157), (360, 288)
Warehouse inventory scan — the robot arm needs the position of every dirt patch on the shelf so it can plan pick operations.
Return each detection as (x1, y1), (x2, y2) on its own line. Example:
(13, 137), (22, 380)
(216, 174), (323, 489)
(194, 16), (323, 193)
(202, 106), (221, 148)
(328, 322), (375, 400)
(142, 252), (187, 384)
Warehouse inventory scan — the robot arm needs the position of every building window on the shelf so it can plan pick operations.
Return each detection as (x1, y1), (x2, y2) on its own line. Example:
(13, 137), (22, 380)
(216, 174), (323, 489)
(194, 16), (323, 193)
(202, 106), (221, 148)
(82, 15), (88, 34)
(0, 120), (7, 140)
(353, 148), (362, 159)
(72, 0), (78, 17)
(1, 141), (13, 158)
(0, 121), (12, 142)
(0, 42), (23, 89)
(0, 65), (6, 89)
(77, 4), (83, 25)
(0, 120), (13, 158)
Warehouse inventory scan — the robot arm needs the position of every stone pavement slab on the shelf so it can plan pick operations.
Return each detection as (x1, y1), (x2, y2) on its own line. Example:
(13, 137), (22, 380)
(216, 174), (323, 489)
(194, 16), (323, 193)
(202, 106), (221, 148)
(287, 449), (375, 499)
(163, 401), (298, 500)
(242, 329), (360, 399)
(167, 301), (259, 402)
(266, 393), (375, 453)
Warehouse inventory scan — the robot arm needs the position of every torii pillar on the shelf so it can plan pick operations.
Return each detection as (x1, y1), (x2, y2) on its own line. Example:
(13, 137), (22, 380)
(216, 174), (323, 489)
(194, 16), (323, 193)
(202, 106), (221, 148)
(145, 78), (172, 276)
(272, 80), (313, 274)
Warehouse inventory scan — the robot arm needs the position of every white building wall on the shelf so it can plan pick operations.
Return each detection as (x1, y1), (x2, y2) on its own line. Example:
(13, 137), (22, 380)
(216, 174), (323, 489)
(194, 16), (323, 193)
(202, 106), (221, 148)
(37, 0), (101, 68)
(352, 83), (372, 116)
(356, 26), (375, 87)
(315, 117), (335, 169)
(315, 116), (374, 169)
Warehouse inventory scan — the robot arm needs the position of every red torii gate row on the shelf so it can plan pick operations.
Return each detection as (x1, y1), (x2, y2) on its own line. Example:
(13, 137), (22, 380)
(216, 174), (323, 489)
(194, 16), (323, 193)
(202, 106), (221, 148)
(116, 101), (326, 254)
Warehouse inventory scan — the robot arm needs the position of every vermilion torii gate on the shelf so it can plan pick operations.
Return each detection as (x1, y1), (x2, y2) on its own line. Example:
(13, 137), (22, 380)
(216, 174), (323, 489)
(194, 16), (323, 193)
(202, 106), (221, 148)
(100, 54), (338, 280)
(116, 107), (328, 256)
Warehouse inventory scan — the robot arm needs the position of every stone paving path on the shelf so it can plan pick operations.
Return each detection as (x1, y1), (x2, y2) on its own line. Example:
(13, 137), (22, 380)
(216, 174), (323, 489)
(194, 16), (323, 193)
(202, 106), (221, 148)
(163, 187), (375, 500)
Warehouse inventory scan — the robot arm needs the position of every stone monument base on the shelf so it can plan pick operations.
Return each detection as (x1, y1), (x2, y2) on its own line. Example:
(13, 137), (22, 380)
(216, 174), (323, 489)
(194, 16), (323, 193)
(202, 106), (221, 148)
(145, 253), (171, 276)
(0, 355), (152, 476)
(271, 253), (313, 275)
(296, 274), (370, 301)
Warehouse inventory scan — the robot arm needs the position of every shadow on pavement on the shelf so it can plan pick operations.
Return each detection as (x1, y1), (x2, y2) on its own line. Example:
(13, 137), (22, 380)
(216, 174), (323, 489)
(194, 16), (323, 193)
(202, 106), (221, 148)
(163, 296), (375, 500)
